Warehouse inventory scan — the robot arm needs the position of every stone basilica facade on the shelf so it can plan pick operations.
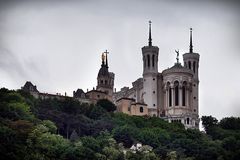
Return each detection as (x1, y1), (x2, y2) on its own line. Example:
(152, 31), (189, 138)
(113, 23), (200, 129)
(22, 22), (200, 129)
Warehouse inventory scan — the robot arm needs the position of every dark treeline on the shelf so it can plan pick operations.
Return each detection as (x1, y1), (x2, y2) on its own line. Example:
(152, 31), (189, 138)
(0, 88), (240, 160)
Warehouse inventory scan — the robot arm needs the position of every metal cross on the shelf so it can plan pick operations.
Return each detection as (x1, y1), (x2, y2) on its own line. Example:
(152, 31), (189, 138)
(104, 50), (109, 55)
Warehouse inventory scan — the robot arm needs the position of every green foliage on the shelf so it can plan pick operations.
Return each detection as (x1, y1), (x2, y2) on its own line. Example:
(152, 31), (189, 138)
(1, 88), (240, 160)
(201, 116), (218, 134)
(113, 124), (138, 147)
(41, 120), (57, 134)
(126, 150), (159, 160)
(97, 99), (116, 112)
(219, 117), (240, 130)
(89, 105), (107, 119)
(0, 89), (34, 121)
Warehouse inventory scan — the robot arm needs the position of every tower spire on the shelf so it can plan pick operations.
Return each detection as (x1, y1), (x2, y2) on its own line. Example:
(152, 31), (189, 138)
(148, 21), (152, 46)
(189, 28), (193, 53)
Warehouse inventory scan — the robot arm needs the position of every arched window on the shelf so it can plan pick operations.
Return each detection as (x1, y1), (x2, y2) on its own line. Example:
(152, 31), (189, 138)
(174, 81), (179, 106)
(152, 55), (155, 67)
(187, 118), (190, 124)
(168, 87), (172, 107)
(147, 55), (150, 67)
(182, 81), (187, 106)
(182, 86), (186, 106)
(166, 82), (172, 107)
(193, 61), (196, 73)
(140, 107), (144, 113)
(188, 61), (191, 70)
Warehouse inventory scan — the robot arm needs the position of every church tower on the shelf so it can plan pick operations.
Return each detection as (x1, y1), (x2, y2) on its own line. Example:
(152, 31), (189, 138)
(183, 28), (200, 116)
(96, 50), (115, 99)
(142, 21), (159, 116)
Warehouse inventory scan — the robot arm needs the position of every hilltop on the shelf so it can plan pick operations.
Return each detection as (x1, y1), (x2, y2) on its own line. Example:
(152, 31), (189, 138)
(0, 88), (239, 160)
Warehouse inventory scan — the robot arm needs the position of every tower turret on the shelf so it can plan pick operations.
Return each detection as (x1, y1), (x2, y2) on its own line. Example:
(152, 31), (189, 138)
(183, 28), (200, 80)
(142, 21), (159, 75)
(142, 21), (159, 116)
(97, 50), (115, 99)
(183, 28), (200, 120)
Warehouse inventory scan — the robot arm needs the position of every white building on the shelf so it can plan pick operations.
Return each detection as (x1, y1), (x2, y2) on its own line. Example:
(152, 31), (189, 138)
(114, 22), (200, 129)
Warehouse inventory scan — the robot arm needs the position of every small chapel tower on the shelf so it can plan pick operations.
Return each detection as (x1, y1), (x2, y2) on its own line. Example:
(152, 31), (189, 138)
(96, 50), (115, 99)
(142, 21), (159, 116)
(183, 28), (200, 116)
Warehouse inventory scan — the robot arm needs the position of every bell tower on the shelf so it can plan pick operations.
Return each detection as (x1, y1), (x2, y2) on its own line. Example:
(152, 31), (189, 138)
(142, 21), (159, 116)
(183, 28), (200, 116)
(96, 50), (115, 99)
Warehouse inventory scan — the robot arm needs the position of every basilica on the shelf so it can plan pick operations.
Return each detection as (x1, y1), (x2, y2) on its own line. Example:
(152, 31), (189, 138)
(22, 22), (200, 129)
(113, 22), (200, 129)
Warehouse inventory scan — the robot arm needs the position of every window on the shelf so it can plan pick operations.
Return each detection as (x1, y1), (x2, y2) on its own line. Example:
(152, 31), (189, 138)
(194, 97), (196, 99)
(174, 81), (179, 106)
(182, 81), (187, 106)
(169, 87), (172, 107)
(140, 107), (144, 113)
(188, 61), (191, 70)
(153, 104), (155, 106)
(101, 80), (103, 84)
(147, 55), (150, 67)
(153, 91), (155, 94)
(152, 55), (155, 67)
(128, 106), (131, 111)
(193, 61), (196, 73)
(105, 80), (108, 84)
(97, 95), (100, 98)
(182, 86), (186, 106)
(153, 78), (155, 81)
(187, 118), (190, 124)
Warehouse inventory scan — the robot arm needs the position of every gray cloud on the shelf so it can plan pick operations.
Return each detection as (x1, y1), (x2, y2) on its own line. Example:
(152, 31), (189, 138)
(0, 47), (28, 79)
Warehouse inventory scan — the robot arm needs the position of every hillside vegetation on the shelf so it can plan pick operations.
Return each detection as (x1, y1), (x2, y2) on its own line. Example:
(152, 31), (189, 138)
(0, 88), (240, 160)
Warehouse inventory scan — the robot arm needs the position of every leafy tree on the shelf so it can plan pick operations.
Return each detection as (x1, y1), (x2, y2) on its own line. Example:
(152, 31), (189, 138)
(201, 116), (218, 134)
(97, 99), (116, 112)
(89, 105), (107, 120)
(41, 120), (57, 134)
(113, 125), (138, 147)
(70, 129), (79, 142)
(0, 89), (34, 121)
(219, 117), (240, 130)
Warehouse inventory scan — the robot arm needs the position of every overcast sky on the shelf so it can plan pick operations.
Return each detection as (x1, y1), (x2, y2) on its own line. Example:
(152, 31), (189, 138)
(0, 0), (240, 120)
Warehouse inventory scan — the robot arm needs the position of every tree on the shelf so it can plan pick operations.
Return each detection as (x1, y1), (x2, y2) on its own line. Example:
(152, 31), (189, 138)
(201, 116), (218, 134)
(89, 105), (107, 120)
(70, 130), (79, 142)
(219, 117), (240, 130)
(41, 120), (57, 134)
(96, 99), (116, 112)
(113, 125), (138, 147)
(26, 122), (71, 160)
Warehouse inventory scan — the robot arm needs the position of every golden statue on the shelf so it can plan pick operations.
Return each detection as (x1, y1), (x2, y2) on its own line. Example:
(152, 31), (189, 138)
(102, 52), (105, 63)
